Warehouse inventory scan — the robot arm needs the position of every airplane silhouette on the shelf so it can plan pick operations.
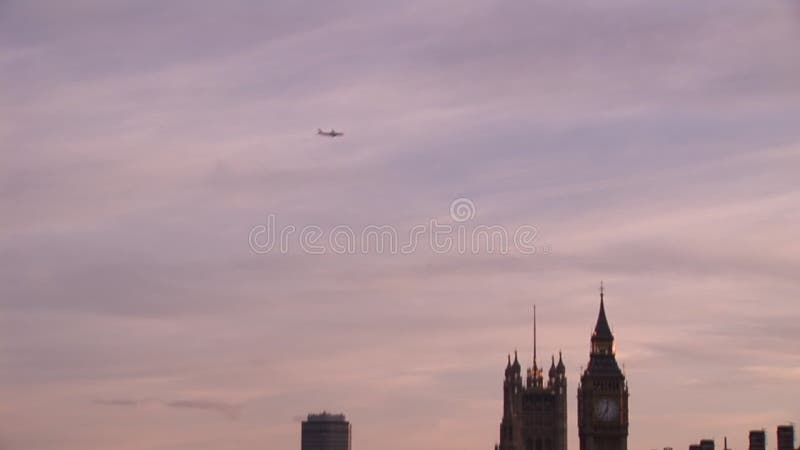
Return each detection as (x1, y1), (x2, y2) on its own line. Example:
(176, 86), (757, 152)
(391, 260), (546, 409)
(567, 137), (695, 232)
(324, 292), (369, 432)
(317, 128), (343, 137)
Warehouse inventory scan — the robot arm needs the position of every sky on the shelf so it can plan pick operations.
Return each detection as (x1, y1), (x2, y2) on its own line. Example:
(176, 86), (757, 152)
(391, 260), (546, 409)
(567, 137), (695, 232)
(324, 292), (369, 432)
(1, 1), (800, 449)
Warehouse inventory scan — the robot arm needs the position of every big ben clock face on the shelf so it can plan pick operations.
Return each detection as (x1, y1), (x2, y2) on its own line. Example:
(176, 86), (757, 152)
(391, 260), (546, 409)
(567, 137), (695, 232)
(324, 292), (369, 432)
(594, 398), (619, 422)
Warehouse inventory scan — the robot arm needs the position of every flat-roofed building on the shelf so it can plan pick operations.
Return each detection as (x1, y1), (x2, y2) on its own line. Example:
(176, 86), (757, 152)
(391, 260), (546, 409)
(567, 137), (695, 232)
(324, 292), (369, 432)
(778, 425), (795, 450)
(749, 430), (766, 450)
(301, 412), (351, 450)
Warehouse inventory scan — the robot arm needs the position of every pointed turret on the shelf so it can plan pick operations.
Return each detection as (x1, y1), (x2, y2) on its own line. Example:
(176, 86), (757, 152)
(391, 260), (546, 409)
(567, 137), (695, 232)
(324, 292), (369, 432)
(590, 282), (615, 356)
(512, 350), (521, 372)
(557, 350), (565, 373)
(549, 354), (556, 379)
(592, 282), (614, 342)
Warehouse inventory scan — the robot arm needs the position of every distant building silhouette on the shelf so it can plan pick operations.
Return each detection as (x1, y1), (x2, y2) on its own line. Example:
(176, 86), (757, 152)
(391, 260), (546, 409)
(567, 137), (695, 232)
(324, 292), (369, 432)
(578, 284), (629, 450)
(777, 425), (795, 450)
(301, 412), (351, 450)
(749, 430), (766, 450)
(495, 307), (568, 450)
(686, 440), (714, 450)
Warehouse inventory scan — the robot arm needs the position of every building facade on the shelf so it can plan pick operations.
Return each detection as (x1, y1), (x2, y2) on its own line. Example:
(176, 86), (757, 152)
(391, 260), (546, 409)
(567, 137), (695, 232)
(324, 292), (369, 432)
(686, 440), (715, 450)
(749, 430), (766, 450)
(778, 425), (795, 450)
(301, 412), (351, 450)
(496, 308), (568, 450)
(578, 286), (630, 450)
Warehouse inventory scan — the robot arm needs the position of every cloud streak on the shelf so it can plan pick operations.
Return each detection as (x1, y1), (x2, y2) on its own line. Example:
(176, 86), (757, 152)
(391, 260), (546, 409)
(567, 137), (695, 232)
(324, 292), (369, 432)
(94, 397), (243, 420)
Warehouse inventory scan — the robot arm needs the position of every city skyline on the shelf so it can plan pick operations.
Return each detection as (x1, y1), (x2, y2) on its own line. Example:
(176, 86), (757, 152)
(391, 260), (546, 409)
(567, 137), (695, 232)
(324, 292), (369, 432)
(294, 297), (796, 450)
(2, 1), (799, 450)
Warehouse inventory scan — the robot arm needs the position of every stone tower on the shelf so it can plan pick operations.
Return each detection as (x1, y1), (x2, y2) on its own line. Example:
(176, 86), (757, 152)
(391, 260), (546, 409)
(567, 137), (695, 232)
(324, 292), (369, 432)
(578, 284), (629, 450)
(496, 307), (567, 450)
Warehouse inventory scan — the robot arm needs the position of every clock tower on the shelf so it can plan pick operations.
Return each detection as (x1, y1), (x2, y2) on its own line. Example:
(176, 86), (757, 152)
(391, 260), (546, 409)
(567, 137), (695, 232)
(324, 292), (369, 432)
(578, 284), (629, 450)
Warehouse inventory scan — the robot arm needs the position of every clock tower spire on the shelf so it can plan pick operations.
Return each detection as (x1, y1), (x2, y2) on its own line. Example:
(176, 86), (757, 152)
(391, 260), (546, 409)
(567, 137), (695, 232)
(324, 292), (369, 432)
(592, 282), (614, 356)
(578, 284), (629, 450)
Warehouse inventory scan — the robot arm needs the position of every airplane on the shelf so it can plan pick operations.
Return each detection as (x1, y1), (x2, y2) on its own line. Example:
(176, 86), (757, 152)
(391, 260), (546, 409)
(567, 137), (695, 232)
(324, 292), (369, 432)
(317, 128), (343, 137)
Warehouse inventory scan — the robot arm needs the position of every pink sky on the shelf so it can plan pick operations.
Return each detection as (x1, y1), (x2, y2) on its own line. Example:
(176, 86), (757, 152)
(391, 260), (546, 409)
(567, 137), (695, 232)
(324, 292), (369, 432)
(1, 1), (799, 450)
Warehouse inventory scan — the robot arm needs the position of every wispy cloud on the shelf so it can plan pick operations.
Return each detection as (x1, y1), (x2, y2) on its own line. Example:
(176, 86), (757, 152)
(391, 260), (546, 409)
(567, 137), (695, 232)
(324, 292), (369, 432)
(94, 397), (243, 420)
(165, 399), (243, 420)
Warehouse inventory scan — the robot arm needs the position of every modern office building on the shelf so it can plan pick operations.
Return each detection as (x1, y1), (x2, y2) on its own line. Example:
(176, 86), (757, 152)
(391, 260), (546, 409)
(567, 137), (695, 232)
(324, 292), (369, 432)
(749, 430), (766, 450)
(301, 412), (351, 450)
(700, 439), (715, 450)
(686, 440), (713, 450)
(778, 425), (795, 450)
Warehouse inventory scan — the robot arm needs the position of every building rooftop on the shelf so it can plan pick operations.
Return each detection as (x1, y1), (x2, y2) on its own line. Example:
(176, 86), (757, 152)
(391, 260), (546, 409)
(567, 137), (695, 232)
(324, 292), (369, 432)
(306, 412), (348, 423)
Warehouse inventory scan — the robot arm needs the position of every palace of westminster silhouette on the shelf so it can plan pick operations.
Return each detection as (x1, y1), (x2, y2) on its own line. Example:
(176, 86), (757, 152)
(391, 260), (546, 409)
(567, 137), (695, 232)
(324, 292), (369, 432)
(301, 284), (797, 450)
(495, 284), (629, 450)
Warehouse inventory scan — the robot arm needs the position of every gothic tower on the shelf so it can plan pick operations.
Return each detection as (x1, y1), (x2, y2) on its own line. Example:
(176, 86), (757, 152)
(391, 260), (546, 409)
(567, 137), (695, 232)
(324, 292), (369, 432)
(496, 307), (567, 450)
(578, 284), (629, 450)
